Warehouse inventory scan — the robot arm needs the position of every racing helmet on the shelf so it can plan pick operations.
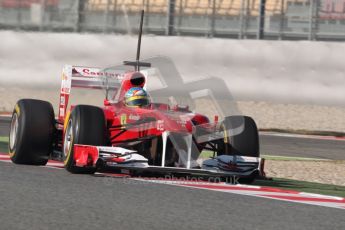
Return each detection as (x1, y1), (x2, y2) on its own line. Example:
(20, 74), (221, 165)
(124, 87), (150, 107)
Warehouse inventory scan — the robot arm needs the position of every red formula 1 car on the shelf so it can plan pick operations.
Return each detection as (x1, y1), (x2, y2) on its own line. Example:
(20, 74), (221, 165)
(8, 11), (263, 183)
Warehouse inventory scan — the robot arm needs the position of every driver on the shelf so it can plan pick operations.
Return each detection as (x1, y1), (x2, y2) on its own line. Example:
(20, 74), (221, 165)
(124, 87), (150, 107)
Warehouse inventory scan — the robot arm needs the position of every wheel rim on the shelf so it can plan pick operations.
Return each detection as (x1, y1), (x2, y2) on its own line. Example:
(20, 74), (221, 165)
(63, 119), (73, 161)
(9, 113), (18, 150)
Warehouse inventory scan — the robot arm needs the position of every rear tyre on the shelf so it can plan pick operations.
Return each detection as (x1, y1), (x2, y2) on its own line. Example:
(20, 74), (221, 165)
(217, 116), (259, 157)
(63, 105), (106, 174)
(153, 137), (179, 167)
(9, 99), (55, 165)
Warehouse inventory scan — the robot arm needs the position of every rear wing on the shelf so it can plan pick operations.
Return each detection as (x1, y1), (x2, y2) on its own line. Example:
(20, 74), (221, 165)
(58, 65), (125, 122)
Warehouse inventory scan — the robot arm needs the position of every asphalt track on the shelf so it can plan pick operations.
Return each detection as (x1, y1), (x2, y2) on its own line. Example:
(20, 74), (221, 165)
(1, 116), (345, 229)
(1, 116), (344, 160)
(1, 161), (344, 230)
(260, 134), (345, 160)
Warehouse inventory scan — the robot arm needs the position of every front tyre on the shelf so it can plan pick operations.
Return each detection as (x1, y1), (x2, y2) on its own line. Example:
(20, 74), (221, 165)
(217, 116), (260, 184)
(63, 105), (106, 174)
(9, 99), (55, 165)
(217, 116), (260, 158)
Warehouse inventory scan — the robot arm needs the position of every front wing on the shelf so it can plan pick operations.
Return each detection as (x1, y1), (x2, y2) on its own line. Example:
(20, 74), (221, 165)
(72, 144), (262, 179)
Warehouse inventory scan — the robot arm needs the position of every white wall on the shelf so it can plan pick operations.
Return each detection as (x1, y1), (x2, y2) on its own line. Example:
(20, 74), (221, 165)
(2, 31), (345, 131)
(1, 31), (345, 106)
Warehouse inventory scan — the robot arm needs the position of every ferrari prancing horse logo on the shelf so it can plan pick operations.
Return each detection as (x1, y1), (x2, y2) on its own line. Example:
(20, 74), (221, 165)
(120, 114), (127, 125)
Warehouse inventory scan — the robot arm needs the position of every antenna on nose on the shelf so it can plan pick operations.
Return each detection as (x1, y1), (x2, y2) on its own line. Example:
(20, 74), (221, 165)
(124, 10), (151, 71)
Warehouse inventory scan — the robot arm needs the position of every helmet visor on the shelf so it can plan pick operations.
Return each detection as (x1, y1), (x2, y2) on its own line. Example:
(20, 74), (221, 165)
(125, 97), (150, 107)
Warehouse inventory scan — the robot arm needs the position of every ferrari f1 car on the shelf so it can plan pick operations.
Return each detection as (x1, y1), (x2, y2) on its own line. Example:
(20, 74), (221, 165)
(8, 11), (263, 183)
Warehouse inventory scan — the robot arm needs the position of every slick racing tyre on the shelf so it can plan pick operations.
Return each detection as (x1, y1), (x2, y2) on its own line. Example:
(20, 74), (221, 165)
(217, 116), (259, 158)
(63, 105), (106, 174)
(9, 99), (55, 165)
(153, 136), (179, 167)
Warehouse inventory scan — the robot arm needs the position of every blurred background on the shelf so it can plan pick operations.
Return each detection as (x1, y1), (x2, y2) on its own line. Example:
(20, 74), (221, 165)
(1, 0), (345, 41)
(0, 0), (344, 132)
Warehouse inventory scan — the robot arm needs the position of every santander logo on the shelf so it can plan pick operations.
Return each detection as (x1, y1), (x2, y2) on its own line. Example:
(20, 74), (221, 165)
(76, 67), (124, 79)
